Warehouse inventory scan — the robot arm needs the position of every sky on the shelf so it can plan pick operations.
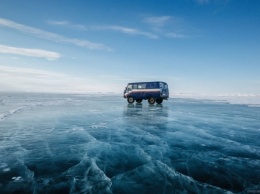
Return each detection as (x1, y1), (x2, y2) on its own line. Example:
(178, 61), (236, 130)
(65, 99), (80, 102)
(0, 0), (260, 95)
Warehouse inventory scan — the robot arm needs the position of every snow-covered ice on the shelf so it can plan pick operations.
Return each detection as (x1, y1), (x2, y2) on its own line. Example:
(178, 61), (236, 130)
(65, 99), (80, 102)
(0, 93), (259, 193)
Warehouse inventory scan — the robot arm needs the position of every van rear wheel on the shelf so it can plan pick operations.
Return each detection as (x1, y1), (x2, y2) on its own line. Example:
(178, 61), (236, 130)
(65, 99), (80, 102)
(127, 97), (134, 104)
(156, 99), (163, 104)
(148, 97), (155, 105)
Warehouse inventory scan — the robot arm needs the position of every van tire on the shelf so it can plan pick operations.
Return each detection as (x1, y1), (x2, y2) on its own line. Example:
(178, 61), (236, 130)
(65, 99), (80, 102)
(127, 97), (134, 104)
(156, 99), (163, 104)
(148, 97), (155, 104)
(136, 99), (142, 103)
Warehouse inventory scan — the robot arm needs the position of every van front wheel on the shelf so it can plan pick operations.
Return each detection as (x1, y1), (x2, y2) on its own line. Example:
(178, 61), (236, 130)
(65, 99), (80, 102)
(127, 97), (135, 104)
(148, 97), (155, 105)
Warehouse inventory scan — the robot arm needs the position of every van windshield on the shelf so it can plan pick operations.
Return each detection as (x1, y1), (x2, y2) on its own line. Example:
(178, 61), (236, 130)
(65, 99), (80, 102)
(127, 85), (132, 91)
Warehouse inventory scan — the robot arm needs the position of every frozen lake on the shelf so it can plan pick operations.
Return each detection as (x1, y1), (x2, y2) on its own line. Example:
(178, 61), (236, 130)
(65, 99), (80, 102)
(0, 93), (259, 193)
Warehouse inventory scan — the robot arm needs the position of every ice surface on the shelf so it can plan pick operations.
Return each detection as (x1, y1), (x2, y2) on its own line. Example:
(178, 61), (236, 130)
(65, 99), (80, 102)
(0, 92), (259, 193)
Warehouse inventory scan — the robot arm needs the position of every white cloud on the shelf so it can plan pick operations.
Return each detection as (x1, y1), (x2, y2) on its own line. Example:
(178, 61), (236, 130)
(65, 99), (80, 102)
(143, 16), (172, 27)
(195, 0), (209, 4)
(47, 20), (88, 31)
(48, 19), (158, 39)
(0, 44), (60, 60)
(93, 25), (158, 39)
(194, 0), (230, 5)
(98, 74), (133, 81)
(0, 18), (112, 51)
(143, 16), (190, 39)
(165, 32), (189, 39)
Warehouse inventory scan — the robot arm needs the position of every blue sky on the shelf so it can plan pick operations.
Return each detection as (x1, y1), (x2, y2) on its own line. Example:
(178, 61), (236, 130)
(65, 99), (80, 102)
(0, 0), (259, 95)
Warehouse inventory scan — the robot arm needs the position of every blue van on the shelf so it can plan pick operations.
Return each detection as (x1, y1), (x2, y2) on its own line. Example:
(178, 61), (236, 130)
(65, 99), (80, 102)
(123, 81), (169, 104)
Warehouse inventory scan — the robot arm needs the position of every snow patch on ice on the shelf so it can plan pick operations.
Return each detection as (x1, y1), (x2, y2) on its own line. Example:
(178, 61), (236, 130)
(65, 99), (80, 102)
(12, 176), (23, 182)
(2, 168), (10, 172)
(0, 107), (24, 121)
(90, 122), (108, 129)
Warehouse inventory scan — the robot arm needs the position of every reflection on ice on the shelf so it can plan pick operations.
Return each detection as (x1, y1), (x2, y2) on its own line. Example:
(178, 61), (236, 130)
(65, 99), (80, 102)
(0, 93), (259, 193)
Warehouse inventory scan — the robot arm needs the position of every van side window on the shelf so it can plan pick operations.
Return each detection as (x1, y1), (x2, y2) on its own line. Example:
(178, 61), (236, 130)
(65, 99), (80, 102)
(133, 84), (137, 89)
(138, 84), (146, 89)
